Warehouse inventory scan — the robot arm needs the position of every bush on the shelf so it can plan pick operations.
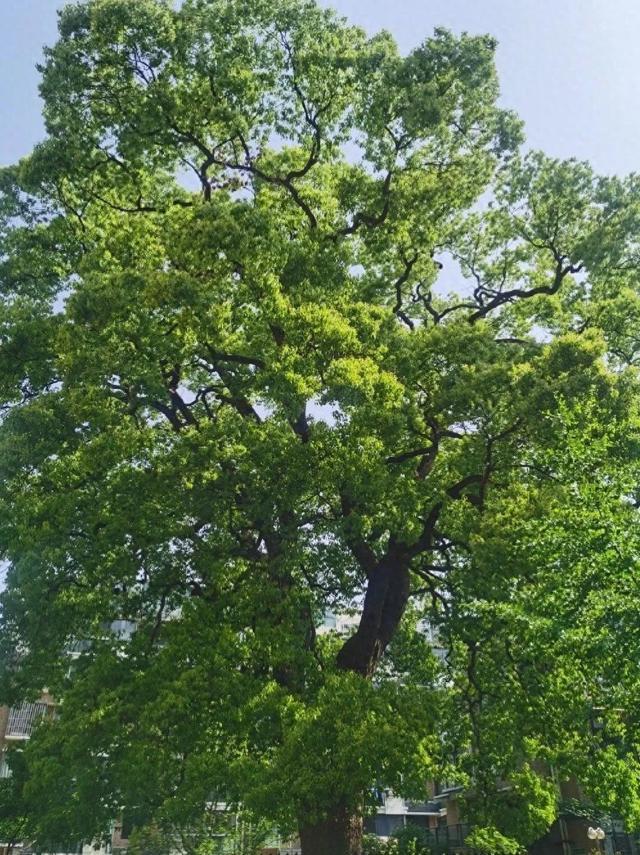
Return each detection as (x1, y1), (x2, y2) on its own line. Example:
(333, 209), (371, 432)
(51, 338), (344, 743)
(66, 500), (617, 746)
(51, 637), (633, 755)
(362, 833), (399, 854)
(392, 824), (432, 855)
(465, 826), (524, 855)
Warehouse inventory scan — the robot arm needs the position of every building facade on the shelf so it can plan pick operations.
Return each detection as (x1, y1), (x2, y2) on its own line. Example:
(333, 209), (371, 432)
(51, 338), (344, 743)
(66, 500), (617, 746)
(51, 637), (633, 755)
(0, 695), (56, 778)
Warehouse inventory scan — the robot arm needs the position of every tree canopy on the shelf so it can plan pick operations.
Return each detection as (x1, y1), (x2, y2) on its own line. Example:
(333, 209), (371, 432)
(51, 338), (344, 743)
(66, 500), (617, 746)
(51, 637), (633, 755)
(2, 1), (640, 853)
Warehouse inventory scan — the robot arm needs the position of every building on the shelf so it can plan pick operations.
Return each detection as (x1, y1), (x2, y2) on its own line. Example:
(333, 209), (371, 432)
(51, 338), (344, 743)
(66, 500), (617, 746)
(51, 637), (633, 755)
(0, 695), (56, 778)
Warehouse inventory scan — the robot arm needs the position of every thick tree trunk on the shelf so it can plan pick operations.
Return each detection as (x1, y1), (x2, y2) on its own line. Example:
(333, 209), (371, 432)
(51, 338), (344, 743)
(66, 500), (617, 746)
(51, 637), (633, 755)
(336, 544), (411, 677)
(299, 802), (363, 855)
(298, 544), (411, 853)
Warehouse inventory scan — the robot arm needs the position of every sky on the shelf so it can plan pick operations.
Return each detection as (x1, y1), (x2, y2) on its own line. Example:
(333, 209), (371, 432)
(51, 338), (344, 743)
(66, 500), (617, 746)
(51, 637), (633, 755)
(1, 0), (640, 176)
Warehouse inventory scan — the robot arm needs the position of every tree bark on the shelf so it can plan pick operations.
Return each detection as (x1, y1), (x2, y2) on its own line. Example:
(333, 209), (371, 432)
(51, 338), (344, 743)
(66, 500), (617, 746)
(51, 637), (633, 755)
(299, 802), (363, 855)
(336, 543), (411, 677)
(298, 545), (411, 853)
(297, 548), (411, 852)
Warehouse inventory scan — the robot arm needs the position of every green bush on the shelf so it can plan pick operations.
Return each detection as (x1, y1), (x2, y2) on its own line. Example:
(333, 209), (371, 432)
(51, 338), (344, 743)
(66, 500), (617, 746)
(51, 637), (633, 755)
(363, 833), (399, 854)
(465, 826), (524, 855)
(392, 824), (432, 855)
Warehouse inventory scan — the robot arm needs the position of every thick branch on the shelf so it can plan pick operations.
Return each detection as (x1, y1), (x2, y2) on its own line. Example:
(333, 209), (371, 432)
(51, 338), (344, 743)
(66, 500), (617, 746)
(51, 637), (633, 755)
(468, 258), (583, 322)
(339, 493), (378, 577)
(331, 170), (393, 240)
(336, 539), (411, 677)
(392, 252), (419, 330)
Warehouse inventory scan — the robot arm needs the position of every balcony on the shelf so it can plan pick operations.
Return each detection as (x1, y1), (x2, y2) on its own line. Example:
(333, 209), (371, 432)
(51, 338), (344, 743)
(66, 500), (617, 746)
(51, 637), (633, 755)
(0, 751), (10, 778)
(5, 702), (49, 739)
(405, 800), (443, 815)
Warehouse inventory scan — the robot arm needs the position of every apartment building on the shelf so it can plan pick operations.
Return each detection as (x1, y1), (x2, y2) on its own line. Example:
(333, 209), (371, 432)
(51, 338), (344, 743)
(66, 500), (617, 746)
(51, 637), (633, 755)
(0, 696), (56, 855)
(0, 695), (56, 777)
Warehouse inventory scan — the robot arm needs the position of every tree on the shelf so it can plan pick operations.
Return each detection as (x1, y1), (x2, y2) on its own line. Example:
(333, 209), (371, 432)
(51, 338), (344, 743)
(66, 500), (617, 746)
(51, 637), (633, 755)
(127, 806), (274, 855)
(2, 1), (640, 853)
(0, 751), (32, 855)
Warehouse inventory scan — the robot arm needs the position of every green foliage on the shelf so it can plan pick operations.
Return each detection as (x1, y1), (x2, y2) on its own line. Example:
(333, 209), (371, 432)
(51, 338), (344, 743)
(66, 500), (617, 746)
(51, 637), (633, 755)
(0, 771), (30, 851)
(362, 826), (433, 855)
(362, 834), (399, 855)
(464, 826), (524, 855)
(127, 810), (274, 855)
(462, 767), (557, 847)
(1, 0), (640, 850)
(391, 824), (431, 855)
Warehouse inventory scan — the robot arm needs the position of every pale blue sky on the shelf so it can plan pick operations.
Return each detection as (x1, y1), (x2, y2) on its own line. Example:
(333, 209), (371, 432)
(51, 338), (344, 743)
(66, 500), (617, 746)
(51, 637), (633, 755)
(0, 0), (639, 175)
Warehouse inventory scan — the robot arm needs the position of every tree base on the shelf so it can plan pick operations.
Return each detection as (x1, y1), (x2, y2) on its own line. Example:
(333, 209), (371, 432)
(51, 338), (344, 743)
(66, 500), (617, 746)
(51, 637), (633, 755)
(299, 804), (363, 855)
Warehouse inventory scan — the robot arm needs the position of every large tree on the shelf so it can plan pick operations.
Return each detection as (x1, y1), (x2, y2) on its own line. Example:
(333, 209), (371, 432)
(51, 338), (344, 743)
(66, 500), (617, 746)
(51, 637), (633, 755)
(3, 1), (640, 853)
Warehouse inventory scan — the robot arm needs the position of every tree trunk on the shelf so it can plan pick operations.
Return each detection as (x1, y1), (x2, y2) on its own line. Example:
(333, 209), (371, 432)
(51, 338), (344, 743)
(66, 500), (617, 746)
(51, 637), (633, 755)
(298, 544), (410, 854)
(299, 802), (363, 855)
(336, 546), (411, 677)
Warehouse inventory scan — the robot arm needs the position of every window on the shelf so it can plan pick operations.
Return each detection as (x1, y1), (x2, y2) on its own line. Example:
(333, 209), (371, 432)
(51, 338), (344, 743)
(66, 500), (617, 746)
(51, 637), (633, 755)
(372, 787), (386, 807)
(6, 702), (49, 738)
(374, 815), (404, 837)
(0, 751), (11, 778)
(435, 778), (460, 795)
